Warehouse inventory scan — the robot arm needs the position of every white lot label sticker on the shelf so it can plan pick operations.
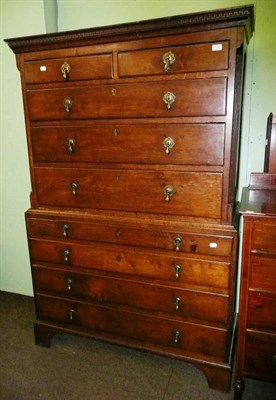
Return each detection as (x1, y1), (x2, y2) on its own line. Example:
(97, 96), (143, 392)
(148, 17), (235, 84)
(40, 66), (47, 71)
(212, 44), (223, 51)
(209, 242), (218, 248)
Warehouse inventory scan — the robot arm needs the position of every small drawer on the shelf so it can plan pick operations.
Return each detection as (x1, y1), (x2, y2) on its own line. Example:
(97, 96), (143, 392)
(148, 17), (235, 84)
(26, 215), (234, 257)
(26, 78), (227, 120)
(34, 167), (223, 219)
(31, 123), (225, 166)
(245, 330), (276, 382)
(36, 293), (228, 360)
(29, 238), (230, 291)
(33, 265), (229, 326)
(251, 218), (276, 254)
(250, 254), (276, 291)
(248, 290), (276, 331)
(23, 54), (113, 84)
(118, 41), (229, 77)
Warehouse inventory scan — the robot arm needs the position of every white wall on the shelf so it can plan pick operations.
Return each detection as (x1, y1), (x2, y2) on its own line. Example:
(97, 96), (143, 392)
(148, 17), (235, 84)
(0, 0), (46, 295)
(1, 0), (275, 296)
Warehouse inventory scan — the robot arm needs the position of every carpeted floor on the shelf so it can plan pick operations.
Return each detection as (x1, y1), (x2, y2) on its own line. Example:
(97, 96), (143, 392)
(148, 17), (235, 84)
(0, 290), (275, 400)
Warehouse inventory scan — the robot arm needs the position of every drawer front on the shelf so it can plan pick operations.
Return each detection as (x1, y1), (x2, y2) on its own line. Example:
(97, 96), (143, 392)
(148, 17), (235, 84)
(33, 265), (229, 325)
(250, 255), (276, 291)
(31, 123), (225, 166)
(24, 54), (113, 84)
(251, 218), (276, 254)
(27, 216), (234, 257)
(36, 294), (227, 359)
(34, 168), (223, 219)
(27, 78), (227, 120)
(245, 331), (276, 381)
(29, 238), (230, 291)
(248, 291), (276, 331)
(118, 41), (229, 77)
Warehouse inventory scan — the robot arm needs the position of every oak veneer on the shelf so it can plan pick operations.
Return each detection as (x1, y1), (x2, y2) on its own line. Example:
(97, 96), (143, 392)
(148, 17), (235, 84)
(5, 5), (254, 392)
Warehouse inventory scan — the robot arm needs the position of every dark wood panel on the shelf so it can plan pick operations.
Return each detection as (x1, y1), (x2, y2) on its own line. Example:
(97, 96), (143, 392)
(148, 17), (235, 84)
(29, 238), (230, 291)
(251, 219), (276, 253)
(34, 168), (223, 218)
(118, 41), (229, 77)
(31, 123), (225, 166)
(244, 331), (276, 382)
(26, 78), (227, 120)
(248, 290), (276, 331)
(23, 53), (113, 84)
(250, 255), (276, 291)
(26, 215), (234, 257)
(36, 294), (228, 359)
(33, 265), (229, 325)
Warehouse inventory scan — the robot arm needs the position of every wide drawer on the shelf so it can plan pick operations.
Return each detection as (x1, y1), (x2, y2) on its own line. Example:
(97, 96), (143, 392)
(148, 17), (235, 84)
(26, 78), (227, 120)
(245, 330), (276, 382)
(250, 255), (276, 291)
(23, 54), (113, 84)
(31, 123), (225, 166)
(26, 215), (234, 257)
(36, 293), (228, 360)
(248, 290), (276, 331)
(251, 218), (276, 254)
(29, 238), (230, 291)
(118, 41), (229, 77)
(33, 265), (229, 325)
(34, 168), (223, 219)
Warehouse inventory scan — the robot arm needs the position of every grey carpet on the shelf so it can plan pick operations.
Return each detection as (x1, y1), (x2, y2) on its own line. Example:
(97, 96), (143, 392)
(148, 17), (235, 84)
(0, 290), (275, 400)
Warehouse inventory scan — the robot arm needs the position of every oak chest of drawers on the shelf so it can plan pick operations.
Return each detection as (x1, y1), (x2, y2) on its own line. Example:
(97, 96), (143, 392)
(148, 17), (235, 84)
(5, 5), (254, 392)
(234, 176), (276, 399)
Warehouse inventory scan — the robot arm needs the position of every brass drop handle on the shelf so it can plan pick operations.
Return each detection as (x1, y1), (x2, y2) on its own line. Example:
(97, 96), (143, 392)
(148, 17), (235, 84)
(61, 62), (71, 80)
(163, 185), (175, 202)
(172, 263), (182, 279)
(63, 249), (70, 263)
(174, 297), (181, 311)
(67, 278), (73, 291)
(70, 182), (78, 196)
(62, 224), (69, 238)
(162, 51), (176, 72)
(63, 97), (72, 114)
(67, 138), (75, 154)
(163, 91), (176, 111)
(163, 137), (175, 155)
(69, 308), (75, 322)
(174, 330), (180, 344)
(173, 235), (183, 252)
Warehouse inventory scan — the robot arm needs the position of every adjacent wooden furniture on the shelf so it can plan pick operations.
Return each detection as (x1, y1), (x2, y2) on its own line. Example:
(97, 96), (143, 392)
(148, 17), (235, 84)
(5, 6), (254, 392)
(264, 113), (276, 173)
(234, 173), (276, 399)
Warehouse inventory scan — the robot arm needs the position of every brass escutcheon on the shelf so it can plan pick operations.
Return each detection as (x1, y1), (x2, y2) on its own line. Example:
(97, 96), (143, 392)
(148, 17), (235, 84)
(162, 51), (176, 72)
(63, 249), (70, 262)
(69, 308), (75, 322)
(67, 278), (73, 291)
(63, 97), (72, 114)
(163, 185), (175, 202)
(70, 182), (78, 196)
(163, 92), (176, 111)
(173, 330), (180, 344)
(172, 263), (182, 279)
(61, 62), (71, 80)
(173, 235), (183, 252)
(62, 224), (69, 238)
(66, 138), (75, 154)
(174, 297), (181, 311)
(163, 137), (175, 155)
